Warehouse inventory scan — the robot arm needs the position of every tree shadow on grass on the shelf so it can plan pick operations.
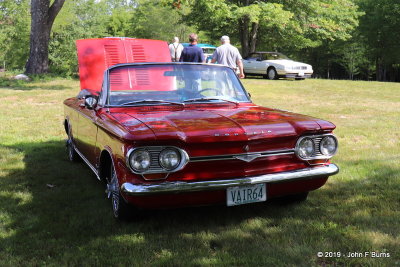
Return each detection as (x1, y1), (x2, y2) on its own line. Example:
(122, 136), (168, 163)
(0, 141), (398, 266)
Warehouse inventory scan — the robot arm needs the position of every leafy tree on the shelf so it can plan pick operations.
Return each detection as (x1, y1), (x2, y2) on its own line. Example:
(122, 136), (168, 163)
(175, 0), (292, 56)
(131, 0), (196, 42)
(49, 0), (109, 75)
(358, 0), (400, 81)
(106, 7), (134, 37)
(0, 0), (30, 70)
(165, 0), (362, 57)
(336, 41), (367, 80)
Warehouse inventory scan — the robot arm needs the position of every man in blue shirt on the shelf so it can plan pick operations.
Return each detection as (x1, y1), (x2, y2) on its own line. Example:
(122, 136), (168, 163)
(179, 33), (205, 63)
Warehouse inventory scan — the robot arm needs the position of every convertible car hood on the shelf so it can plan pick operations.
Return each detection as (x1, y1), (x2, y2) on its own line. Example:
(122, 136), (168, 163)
(76, 38), (170, 93)
(110, 106), (334, 143)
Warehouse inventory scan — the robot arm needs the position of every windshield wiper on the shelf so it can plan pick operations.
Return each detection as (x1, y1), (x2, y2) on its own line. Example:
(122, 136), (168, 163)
(120, 100), (184, 106)
(183, 97), (239, 105)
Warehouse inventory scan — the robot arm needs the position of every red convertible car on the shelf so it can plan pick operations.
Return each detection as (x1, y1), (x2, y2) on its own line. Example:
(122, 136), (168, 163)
(64, 38), (339, 219)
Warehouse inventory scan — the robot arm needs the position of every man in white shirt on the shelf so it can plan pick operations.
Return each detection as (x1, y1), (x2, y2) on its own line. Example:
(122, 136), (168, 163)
(169, 37), (184, 62)
(211, 35), (245, 79)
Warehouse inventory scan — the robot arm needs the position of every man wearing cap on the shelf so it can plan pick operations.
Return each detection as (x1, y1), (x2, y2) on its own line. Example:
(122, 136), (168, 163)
(169, 37), (184, 62)
(211, 35), (245, 79)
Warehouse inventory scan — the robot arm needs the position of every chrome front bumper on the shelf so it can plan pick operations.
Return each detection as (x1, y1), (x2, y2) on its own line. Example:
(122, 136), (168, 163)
(276, 70), (313, 78)
(121, 164), (339, 196)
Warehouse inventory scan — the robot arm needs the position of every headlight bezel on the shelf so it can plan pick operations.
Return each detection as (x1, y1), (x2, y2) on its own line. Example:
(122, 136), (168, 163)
(295, 134), (338, 160)
(126, 146), (189, 175)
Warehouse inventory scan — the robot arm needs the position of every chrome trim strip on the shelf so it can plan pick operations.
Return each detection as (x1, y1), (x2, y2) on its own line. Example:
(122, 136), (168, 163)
(121, 163), (339, 196)
(190, 149), (294, 162)
(73, 145), (101, 180)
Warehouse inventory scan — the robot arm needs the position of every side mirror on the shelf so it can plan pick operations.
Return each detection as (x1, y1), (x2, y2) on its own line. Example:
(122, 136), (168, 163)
(84, 96), (98, 110)
(247, 92), (252, 99)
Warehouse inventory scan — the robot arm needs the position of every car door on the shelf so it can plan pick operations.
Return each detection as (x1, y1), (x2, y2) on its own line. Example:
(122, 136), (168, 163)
(242, 53), (259, 74)
(252, 54), (269, 74)
(74, 100), (99, 167)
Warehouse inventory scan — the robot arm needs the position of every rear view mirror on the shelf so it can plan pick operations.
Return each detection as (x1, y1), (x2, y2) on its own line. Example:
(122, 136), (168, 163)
(164, 71), (183, 77)
(84, 96), (97, 110)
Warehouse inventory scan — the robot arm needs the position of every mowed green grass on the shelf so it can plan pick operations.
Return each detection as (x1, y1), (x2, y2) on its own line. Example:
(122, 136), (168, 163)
(0, 76), (399, 266)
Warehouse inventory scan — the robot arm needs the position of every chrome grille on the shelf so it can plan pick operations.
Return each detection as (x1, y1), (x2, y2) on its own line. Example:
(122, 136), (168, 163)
(293, 66), (307, 70)
(190, 149), (294, 162)
(312, 137), (323, 157)
(147, 147), (164, 172)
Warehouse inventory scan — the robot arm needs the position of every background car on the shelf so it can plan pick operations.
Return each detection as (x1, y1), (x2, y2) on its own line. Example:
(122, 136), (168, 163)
(182, 43), (216, 63)
(242, 52), (313, 80)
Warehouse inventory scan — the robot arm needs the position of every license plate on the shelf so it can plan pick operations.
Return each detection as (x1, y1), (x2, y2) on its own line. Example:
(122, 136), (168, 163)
(298, 72), (304, 76)
(226, 183), (266, 206)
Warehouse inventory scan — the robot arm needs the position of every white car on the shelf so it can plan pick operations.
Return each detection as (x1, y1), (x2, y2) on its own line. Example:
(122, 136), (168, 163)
(242, 52), (313, 80)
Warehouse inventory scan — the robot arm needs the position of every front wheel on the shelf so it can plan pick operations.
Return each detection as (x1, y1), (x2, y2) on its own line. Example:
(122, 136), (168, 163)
(266, 68), (278, 80)
(106, 163), (132, 220)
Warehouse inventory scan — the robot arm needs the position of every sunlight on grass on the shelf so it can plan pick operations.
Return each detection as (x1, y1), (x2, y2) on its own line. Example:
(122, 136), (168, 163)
(113, 233), (145, 244)
(0, 147), (25, 175)
(0, 191), (33, 206)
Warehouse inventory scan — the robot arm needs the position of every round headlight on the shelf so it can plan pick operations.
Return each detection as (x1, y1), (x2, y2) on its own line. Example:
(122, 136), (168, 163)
(297, 138), (315, 159)
(129, 149), (151, 172)
(320, 136), (338, 156)
(159, 148), (181, 171)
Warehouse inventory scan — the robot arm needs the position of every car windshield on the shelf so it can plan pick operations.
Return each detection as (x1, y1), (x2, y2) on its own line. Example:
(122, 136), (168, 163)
(262, 52), (290, 60)
(107, 64), (250, 106)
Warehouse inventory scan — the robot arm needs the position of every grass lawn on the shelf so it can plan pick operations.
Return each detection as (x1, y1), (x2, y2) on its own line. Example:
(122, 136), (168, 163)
(0, 76), (399, 266)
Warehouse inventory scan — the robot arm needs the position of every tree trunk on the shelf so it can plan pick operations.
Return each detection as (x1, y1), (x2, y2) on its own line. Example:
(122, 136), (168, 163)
(239, 16), (250, 57)
(249, 22), (258, 54)
(375, 57), (386, 81)
(25, 0), (65, 74)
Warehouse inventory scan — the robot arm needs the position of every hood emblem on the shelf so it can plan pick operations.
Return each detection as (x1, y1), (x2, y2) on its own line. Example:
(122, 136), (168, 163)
(244, 145), (250, 152)
(214, 130), (272, 137)
(234, 153), (262, 162)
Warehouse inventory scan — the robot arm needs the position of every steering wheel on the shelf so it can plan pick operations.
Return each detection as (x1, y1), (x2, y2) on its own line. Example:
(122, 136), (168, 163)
(198, 88), (222, 96)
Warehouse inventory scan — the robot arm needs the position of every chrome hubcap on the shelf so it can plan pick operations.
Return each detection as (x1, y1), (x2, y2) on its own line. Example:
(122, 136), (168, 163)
(268, 69), (275, 79)
(67, 139), (74, 160)
(106, 173), (119, 199)
(106, 168), (120, 217)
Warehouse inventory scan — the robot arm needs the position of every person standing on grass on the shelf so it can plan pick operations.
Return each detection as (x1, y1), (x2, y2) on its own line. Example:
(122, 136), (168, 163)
(211, 35), (245, 79)
(169, 37), (184, 62)
(179, 33), (204, 96)
(179, 33), (205, 63)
